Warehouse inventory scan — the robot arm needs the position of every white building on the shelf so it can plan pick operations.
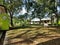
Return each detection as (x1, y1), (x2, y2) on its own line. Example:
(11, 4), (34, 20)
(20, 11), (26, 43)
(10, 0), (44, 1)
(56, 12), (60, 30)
(31, 18), (40, 24)
(41, 17), (51, 24)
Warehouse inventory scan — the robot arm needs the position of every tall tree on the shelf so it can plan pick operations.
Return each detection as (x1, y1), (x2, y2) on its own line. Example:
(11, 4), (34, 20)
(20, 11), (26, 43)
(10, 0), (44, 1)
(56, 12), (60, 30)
(35, 0), (57, 25)
(3, 0), (22, 27)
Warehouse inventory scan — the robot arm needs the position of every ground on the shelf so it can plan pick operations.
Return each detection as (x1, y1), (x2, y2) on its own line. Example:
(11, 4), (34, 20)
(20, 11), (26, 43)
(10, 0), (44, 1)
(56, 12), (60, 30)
(3, 26), (60, 45)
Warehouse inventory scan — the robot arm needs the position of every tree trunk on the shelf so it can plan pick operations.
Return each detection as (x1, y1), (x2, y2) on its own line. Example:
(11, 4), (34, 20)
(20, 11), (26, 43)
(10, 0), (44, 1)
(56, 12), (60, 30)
(40, 18), (41, 24)
(0, 31), (6, 45)
(11, 16), (13, 27)
(55, 12), (59, 26)
(57, 15), (59, 26)
(51, 14), (53, 25)
(10, 12), (14, 27)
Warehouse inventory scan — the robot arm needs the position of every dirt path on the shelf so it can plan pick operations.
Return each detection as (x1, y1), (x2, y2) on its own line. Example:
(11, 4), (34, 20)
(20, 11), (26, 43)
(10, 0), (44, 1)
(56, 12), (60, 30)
(4, 27), (60, 45)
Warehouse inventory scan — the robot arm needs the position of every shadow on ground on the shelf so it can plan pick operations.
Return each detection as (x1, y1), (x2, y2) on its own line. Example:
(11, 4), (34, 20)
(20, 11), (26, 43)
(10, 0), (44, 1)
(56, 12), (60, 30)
(5, 27), (60, 45)
(37, 38), (60, 45)
(6, 32), (60, 45)
(49, 28), (60, 34)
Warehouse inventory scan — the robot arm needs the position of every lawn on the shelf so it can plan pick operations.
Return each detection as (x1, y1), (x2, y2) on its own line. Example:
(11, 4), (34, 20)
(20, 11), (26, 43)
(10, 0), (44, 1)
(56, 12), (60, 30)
(4, 26), (60, 45)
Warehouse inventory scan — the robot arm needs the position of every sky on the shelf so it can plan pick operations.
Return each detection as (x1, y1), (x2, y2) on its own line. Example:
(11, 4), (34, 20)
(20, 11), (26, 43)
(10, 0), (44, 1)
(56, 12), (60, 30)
(57, 6), (60, 13)
(19, 7), (27, 15)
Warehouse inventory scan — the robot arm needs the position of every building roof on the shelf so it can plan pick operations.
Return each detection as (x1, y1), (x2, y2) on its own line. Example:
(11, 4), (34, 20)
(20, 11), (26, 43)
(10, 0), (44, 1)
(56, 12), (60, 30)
(31, 18), (40, 21)
(41, 17), (51, 20)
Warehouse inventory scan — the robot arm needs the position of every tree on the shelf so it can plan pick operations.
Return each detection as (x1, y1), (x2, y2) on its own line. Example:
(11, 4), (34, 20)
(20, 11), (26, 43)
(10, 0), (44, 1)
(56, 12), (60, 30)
(0, 0), (22, 44)
(35, 0), (58, 25)
(3, 0), (22, 27)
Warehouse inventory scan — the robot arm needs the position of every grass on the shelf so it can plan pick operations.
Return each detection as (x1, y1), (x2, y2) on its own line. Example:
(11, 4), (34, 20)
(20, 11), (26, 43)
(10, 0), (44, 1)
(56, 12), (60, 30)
(4, 26), (60, 45)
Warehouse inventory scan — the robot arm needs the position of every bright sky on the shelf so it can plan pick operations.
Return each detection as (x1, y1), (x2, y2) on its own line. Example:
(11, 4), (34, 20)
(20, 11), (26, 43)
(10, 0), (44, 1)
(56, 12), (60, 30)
(20, 7), (27, 14)
(57, 6), (60, 13)
(17, 7), (27, 16)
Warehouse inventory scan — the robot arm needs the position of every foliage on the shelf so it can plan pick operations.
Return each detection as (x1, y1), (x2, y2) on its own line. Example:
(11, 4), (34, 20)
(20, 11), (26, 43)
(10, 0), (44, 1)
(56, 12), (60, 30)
(0, 0), (23, 27)
(4, 0), (22, 14)
(0, 0), (59, 26)
(0, 13), (9, 30)
(0, 0), (3, 4)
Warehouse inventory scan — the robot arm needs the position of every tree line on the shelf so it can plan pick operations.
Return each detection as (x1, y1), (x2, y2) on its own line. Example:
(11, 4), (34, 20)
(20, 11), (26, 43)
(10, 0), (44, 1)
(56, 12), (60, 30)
(0, 0), (60, 27)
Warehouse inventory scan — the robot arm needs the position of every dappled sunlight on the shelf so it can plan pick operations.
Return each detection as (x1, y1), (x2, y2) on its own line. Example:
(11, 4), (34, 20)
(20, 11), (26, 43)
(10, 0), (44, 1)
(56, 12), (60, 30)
(4, 27), (60, 45)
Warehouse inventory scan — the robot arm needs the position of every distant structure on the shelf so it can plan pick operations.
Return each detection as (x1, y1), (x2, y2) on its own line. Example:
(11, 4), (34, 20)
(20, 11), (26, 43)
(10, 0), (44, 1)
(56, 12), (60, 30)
(31, 18), (40, 24)
(41, 17), (51, 24)
(30, 17), (51, 25)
